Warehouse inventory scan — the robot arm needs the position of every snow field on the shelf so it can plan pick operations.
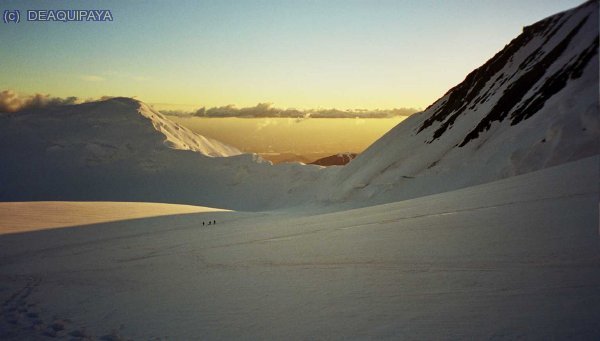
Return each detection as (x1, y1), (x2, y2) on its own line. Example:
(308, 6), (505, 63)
(0, 156), (597, 339)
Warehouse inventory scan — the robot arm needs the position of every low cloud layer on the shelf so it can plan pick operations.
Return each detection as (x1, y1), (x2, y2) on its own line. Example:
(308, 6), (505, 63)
(162, 103), (419, 119)
(0, 90), (82, 112)
(0, 90), (116, 113)
(0, 91), (420, 118)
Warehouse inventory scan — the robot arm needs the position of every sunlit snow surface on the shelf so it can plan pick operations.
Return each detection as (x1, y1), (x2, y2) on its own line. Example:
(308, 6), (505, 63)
(1, 156), (598, 340)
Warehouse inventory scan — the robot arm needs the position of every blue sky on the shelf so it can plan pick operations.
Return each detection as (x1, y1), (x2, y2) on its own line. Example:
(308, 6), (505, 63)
(0, 0), (585, 110)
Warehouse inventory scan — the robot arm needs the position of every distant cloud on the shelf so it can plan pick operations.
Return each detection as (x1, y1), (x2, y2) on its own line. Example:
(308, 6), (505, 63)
(0, 90), (22, 112)
(0, 90), (108, 113)
(160, 102), (420, 119)
(0, 91), (420, 117)
(80, 75), (105, 82)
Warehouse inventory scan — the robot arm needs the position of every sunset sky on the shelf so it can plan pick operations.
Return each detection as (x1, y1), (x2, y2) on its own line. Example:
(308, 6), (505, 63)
(0, 0), (584, 110)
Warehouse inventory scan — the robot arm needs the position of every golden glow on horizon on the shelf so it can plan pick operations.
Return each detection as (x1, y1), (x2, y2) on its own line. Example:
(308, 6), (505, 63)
(169, 116), (406, 161)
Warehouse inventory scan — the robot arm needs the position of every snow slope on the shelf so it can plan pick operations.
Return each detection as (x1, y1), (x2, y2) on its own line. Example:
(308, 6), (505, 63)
(324, 0), (599, 206)
(0, 98), (322, 210)
(0, 156), (598, 340)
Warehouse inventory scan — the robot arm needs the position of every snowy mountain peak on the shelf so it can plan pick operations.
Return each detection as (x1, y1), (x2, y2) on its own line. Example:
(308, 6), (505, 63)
(135, 100), (242, 157)
(0, 97), (323, 209)
(86, 97), (241, 157)
(325, 0), (599, 206)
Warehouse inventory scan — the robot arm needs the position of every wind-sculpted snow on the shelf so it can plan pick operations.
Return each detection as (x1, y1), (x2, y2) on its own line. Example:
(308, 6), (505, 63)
(326, 0), (599, 207)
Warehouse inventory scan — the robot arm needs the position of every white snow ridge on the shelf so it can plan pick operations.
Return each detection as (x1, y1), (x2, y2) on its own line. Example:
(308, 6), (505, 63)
(136, 100), (242, 157)
(0, 1), (598, 340)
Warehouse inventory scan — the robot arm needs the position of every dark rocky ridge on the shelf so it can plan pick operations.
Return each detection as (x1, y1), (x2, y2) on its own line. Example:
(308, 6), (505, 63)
(460, 14), (594, 146)
(310, 153), (357, 166)
(416, 0), (598, 147)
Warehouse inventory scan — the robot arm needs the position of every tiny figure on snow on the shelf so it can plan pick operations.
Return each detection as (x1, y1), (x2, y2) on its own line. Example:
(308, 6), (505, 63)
(208, 221), (212, 225)
(202, 221), (205, 226)
(213, 220), (216, 225)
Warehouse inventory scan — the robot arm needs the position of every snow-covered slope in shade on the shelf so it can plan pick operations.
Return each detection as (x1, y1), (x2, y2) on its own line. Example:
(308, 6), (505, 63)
(323, 0), (599, 206)
(0, 98), (322, 210)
